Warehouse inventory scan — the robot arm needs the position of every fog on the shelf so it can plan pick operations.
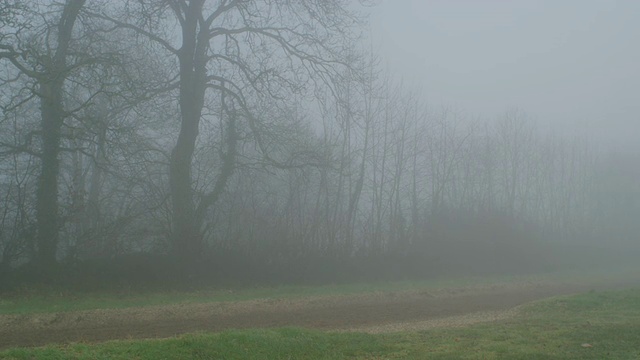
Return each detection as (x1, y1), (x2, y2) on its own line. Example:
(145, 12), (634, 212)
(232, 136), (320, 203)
(370, 0), (640, 152)
(0, 0), (638, 290)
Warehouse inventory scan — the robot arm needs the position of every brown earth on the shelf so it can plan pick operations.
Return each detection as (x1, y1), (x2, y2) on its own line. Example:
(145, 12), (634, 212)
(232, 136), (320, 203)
(0, 278), (637, 349)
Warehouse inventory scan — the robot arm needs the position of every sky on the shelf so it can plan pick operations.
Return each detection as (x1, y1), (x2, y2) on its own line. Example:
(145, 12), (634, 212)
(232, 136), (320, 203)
(368, 0), (640, 152)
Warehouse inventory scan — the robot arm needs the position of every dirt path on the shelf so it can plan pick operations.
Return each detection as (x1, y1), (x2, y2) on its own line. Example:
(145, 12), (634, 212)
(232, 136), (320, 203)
(0, 279), (636, 349)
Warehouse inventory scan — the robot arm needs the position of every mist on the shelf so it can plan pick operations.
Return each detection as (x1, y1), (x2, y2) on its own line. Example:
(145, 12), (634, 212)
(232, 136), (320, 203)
(0, 0), (638, 291)
(371, 0), (640, 152)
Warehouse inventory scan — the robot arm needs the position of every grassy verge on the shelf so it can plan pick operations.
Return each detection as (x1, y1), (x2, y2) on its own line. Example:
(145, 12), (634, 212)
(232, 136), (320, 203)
(2, 287), (639, 359)
(1, 265), (638, 315)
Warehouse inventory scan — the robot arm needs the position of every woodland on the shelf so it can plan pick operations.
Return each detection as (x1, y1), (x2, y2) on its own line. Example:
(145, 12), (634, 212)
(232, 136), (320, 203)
(0, 0), (637, 290)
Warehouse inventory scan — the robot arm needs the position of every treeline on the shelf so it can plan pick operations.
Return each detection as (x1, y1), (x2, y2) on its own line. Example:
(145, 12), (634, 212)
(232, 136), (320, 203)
(0, 1), (637, 286)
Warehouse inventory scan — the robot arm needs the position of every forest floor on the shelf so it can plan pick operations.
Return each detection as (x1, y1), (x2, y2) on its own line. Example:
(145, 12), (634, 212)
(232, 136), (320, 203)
(1, 273), (638, 350)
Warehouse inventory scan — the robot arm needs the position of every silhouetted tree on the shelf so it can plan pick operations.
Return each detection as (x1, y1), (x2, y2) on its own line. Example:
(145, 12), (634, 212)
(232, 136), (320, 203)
(1, 0), (87, 268)
(95, 0), (363, 263)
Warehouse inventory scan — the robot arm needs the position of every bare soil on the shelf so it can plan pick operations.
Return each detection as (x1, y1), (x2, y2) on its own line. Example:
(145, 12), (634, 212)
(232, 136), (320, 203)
(0, 278), (636, 349)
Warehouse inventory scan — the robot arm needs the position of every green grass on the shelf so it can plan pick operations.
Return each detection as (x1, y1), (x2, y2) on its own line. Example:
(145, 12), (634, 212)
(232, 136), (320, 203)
(2, 288), (640, 359)
(413, 288), (640, 359)
(2, 264), (638, 315)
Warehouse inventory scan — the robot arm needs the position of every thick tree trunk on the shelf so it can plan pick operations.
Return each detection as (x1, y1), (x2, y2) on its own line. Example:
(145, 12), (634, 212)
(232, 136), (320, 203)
(33, 0), (85, 267)
(169, 0), (208, 263)
(35, 82), (64, 267)
(169, 115), (201, 261)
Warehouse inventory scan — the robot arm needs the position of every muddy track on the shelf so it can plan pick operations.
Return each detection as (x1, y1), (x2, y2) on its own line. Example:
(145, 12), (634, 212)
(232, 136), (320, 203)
(1, 280), (636, 349)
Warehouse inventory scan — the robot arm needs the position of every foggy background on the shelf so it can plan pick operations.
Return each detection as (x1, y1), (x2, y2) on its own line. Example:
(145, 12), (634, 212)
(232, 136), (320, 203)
(370, 0), (640, 152)
(0, 0), (638, 289)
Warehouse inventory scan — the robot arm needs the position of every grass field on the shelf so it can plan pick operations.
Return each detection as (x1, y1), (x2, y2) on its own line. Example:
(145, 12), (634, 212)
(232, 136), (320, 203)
(1, 265), (637, 315)
(1, 287), (639, 359)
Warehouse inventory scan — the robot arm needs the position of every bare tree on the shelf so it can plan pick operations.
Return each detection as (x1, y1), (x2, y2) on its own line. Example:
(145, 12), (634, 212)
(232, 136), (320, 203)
(0, 0), (88, 267)
(95, 0), (363, 263)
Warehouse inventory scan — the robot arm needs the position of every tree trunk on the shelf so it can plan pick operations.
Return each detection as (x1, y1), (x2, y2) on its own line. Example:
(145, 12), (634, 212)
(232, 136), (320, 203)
(34, 0), (85, 268)
(169, 0), (208, 263)
(35, 82), (63, 267)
